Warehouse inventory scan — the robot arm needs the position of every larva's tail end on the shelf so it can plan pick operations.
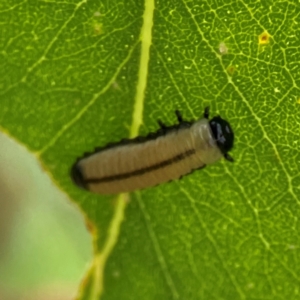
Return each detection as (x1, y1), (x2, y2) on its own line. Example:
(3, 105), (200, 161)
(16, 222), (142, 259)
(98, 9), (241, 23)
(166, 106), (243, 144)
(70, 163), (88, 190)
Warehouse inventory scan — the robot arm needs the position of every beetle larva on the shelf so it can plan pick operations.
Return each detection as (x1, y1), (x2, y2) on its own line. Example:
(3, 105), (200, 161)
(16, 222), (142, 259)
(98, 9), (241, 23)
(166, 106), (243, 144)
(71, 107), (234, 194)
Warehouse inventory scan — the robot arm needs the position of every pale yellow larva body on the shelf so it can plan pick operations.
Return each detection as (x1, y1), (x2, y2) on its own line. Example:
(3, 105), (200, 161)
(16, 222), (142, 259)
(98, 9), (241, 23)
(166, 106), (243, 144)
(71, 118), (225, 194)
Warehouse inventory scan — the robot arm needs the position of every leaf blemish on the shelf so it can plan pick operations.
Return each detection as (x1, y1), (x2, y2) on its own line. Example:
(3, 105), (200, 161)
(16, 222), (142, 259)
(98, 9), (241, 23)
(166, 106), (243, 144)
(219, 42), (228, 55)
(258, 31), (271, 45)
(90, 11), (104, 35)
(85, 217), (97, 234)
(93, 22), (103, 35)
(288, 244), (297, 250)
(112, 270), (120, 278)
(227, 65), (236, 75)
(246, 283), (254, 290)
(111, 81), (120, 89)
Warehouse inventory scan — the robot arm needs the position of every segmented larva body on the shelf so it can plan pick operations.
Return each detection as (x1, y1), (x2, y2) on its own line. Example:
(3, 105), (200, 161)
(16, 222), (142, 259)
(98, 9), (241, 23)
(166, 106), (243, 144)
(71, 108), (234, 194)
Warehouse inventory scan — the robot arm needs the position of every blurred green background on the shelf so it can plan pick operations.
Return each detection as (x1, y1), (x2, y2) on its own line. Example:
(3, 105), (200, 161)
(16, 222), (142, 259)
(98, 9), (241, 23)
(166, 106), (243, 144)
(0, 132), (92, 300)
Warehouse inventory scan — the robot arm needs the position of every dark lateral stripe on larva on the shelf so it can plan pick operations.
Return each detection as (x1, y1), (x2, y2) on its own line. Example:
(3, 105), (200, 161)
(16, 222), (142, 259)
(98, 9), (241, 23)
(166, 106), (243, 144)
(84, 148), (196, 184)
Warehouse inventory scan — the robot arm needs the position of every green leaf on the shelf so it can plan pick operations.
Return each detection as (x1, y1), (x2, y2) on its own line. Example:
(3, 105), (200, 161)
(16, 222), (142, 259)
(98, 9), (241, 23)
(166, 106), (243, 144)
(1, 0), (300, 299)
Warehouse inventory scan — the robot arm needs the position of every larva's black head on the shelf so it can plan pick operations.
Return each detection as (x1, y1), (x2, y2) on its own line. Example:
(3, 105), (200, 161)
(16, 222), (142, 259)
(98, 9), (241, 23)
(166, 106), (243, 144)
(209, 116), (234, 160)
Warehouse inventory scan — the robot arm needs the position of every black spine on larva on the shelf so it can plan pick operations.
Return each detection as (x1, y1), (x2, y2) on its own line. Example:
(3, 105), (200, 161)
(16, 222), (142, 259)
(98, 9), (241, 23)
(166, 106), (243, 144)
(209, 116), (234, 155)
(72, 118), (194, 163)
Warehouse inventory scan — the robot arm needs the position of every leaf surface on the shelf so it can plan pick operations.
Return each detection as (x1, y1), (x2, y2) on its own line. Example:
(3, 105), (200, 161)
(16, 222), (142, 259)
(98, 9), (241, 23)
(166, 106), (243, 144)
(1, 0), (300, 299)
